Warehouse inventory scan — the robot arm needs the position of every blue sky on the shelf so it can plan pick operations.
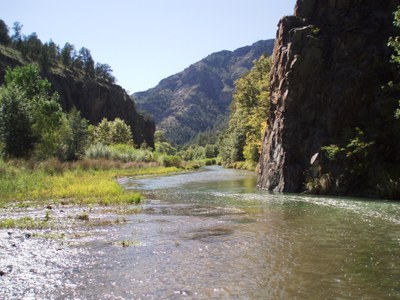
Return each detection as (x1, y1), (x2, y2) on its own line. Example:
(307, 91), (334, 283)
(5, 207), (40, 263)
(1, 0), (296, 93)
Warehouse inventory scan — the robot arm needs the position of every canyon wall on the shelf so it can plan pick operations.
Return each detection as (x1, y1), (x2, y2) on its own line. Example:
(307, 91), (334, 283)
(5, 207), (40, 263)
(257, 0), (400, 197)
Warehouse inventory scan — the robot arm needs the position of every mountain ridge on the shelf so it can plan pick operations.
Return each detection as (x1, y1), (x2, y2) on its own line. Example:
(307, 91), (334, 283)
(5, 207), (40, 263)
(133, 39), (274, 145)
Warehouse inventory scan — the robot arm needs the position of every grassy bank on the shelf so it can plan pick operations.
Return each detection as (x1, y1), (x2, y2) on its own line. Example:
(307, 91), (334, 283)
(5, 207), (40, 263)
(0, 158), (188, 208)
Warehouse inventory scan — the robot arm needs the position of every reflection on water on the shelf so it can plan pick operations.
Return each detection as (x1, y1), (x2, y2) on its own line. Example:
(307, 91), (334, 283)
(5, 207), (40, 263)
(5, 166), (400, 299)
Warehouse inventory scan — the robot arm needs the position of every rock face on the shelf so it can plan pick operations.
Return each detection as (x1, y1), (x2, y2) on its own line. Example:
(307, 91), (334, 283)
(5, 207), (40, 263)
(133, 40), (274, 145)
(47, 71), (155, 148)
(0, 48), (155, 148)
(257, 0), (400, 196)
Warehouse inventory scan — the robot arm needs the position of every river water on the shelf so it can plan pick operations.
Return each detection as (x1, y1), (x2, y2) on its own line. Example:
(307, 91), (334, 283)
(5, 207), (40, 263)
(2, 166), (400, 299)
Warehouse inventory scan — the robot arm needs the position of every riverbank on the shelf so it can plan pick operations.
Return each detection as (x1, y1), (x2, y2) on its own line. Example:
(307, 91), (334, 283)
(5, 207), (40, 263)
(0, 158), (199, 228)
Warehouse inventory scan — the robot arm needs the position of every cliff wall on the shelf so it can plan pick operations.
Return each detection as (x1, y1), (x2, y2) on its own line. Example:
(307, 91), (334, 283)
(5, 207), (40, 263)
(257, 0), (400, 197)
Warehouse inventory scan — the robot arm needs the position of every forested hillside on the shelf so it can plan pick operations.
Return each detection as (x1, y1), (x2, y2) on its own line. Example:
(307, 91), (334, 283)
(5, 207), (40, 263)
(0, 19), (154, 149)
(133, 40), (274, 145)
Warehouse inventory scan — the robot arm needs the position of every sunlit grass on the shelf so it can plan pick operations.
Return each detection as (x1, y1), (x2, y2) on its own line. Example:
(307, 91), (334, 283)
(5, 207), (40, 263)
(0, 216), (49, 230)
(0, 159), (184, 208)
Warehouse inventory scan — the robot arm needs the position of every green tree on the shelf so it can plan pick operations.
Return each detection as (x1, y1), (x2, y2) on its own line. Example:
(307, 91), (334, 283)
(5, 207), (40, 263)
(220, 55), (272, 168)
(111, 118), (133, 145)
(205, 144), (217, 158)
(95, 118), (113, 145)
(0, 19), (11, 46)
(0, 87), (36, 158)
(94, 118), (133, 145)
(0, 65), (64, 159)
(79, 47), (95, 78)
(61, 42), (75, 67)
(22, 32), (43, 60)
(95, 63), (116, 83)
(60, 107), (89, 161)
(11, 22), (23, 47)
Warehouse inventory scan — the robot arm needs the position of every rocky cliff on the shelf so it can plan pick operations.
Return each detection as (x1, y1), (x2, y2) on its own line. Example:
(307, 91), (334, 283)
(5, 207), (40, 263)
(47, 71), (155, 148)
(0, 46), (155, 148)
(133, 40), (274, 145)
(257, 0), (400, 198)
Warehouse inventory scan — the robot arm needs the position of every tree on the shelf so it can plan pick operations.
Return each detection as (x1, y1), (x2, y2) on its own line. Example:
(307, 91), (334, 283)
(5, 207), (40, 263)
(39, 39), (59, 71)
(220, 55), (272, 168)
(60, 107), (89, 161)
(61, 42), (75, 67)
(79, 47), (95, 78)
(111, 118), (133, 145)
(95, 63), (116, 83)
(0, 65), (64, 159)
(94, 118), (133, 145)
(11, 22), (23, 45)
(0, 19), (11, 46)
(95, 118), (113, 145)
(22, 32), (43, 60)
(205, 144), (218, 158)
(0, 87), (36, 158)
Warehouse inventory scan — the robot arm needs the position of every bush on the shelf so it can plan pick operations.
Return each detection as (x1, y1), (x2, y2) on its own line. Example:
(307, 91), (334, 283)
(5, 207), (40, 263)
(85, 143), (112, 160)
(85, 143), (156, 163)
(158, 155), (181, 167)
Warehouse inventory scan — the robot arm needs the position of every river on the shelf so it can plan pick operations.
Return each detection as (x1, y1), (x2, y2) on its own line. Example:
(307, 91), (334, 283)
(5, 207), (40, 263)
(2, 166), (400, 299)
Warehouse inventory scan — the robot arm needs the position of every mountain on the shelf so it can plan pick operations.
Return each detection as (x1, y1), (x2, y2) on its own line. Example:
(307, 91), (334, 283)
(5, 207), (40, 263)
(0, 45), (155, 148)
(133, 40), (274, 145)
(257, 0), (400, 198)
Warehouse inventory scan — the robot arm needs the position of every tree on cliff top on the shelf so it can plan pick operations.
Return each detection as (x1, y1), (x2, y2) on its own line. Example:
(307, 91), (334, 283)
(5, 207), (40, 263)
(0, 19), (11, 46)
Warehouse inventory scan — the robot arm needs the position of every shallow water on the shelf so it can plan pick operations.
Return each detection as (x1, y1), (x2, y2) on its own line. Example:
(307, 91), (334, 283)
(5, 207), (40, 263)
(2, 166), (400, 299)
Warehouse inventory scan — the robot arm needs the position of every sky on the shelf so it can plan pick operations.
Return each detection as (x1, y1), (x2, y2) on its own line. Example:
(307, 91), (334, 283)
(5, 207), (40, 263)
(1, 0), (296, 93)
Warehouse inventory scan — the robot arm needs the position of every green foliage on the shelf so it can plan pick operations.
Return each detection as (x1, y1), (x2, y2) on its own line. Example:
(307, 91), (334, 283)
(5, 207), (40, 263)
(155, 142), (177, 155)
(313, 128), (376, 195)
(321, 129), (374, 164)
(84, 143), (112, 160)
(61, 42), (75, 67)
(95, 63), (116, 83)
(204, 144), (218, 158)
(220, 55), (272, 168)
(1, 19), (116, 82)
(389, 7), (400, 118)
(0, 65), (64, 159)
(85, 143), (155, 163)
(0, 19), (11, 46)
(0, 216), (48, 229)
(112, 118), (133, 145)
(158, 155), (181, 167)
(59, 107), (89, 161)
(79, 47), (95, 78)
(0, 86), (36, 158)
(94, 118), (133, 146)
(321, 144), (344, 161)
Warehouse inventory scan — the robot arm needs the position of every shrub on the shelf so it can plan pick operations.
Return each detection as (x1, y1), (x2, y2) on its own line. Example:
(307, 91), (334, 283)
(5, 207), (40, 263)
(158, 155), (181, 167)
(85, 143), (112, 160)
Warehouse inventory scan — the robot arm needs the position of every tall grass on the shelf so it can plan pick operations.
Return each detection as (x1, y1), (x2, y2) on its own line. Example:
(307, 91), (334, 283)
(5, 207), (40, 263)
(85, 143), (156, 162)
(0, 158), (183, 208)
